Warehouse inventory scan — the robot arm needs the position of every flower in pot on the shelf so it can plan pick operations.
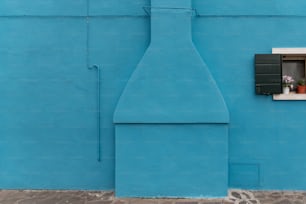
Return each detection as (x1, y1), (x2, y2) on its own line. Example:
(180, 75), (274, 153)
(297, 79), (306, 93)
(282, 75), (294, 94)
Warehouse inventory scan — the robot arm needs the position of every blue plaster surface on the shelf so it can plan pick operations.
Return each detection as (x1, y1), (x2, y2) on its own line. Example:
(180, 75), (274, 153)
(0, 18), (113, 189)
(193, 16), (306, 190)
(2, 0), (306, 195)
(0, 0), (87, 16)
(115, 124), (228, 198)
(89, 0), (149, 16)
(193, 0), (306, 16)
(114, 0), (229, 124)
(151, 0), (191, 8)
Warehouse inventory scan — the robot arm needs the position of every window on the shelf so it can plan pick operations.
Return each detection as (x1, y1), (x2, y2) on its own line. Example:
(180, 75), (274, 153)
(282, 55), (306, 88)
(255, 48), (306, 100)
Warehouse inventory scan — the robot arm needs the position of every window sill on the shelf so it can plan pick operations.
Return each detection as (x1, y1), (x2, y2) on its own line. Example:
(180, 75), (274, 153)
(273, 92), (306, 100)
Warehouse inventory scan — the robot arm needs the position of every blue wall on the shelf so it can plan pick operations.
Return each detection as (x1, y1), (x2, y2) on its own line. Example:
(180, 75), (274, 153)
(116, 124), (228, 197)
(0, 0), (150, 190)
(192, 7), (306, 189)
(2, 0), (306, 193)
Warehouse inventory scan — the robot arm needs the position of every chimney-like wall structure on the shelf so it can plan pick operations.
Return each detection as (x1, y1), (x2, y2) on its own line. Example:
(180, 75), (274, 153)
(114, 0), (230, 198)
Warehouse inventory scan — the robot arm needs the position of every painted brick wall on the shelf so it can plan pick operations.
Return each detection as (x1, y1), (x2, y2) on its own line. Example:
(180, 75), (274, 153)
(116, 124), (228, 198)
(2, 0), (306, 193)
(193, 15), (306, 190)
(0, 0), (149, 190)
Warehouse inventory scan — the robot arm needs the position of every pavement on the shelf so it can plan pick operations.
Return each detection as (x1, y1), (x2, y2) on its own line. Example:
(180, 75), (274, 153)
(0, 189), (305, 204)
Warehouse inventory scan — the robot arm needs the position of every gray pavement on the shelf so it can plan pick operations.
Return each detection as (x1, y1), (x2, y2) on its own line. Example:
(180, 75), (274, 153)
(0, 189), (306, 204)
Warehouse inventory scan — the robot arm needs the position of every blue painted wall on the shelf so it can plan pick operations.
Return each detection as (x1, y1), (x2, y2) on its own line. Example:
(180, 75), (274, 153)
(192, 5), (306, 189)
(2, 0), (306, 194)
(116, 124), (228, 198)
(0, 0), (150, 190)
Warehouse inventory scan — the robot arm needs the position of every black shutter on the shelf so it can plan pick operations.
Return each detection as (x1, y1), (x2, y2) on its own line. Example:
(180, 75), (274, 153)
(255, 54), (282, 95)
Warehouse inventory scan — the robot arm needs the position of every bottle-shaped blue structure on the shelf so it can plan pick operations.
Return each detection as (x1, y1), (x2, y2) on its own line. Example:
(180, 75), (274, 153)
(114, 0), (230, 198)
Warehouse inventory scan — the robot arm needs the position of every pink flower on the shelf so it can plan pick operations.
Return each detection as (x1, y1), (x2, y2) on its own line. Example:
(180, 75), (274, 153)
(283, 75), (294, 87)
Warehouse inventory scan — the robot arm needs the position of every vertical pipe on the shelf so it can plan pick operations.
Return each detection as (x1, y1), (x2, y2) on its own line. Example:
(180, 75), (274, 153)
(87, 0), (101, 162)
(97, 66), (101, 162)
(88, 65), (101, 162)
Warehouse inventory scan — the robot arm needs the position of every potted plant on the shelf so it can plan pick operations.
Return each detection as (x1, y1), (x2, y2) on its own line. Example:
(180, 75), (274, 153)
(297, 79), (306, 93)
(282, 75), (294, 94)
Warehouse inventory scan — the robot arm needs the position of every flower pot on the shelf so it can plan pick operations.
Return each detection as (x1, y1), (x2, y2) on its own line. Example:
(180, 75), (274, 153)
(283, 87), (290, 94)
(297, 85), (306, 93)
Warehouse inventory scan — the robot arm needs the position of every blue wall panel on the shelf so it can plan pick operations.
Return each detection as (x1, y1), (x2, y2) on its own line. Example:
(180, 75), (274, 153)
(116, 124), (228, 198)
(0, 0), (86, 16)
(0, 18), (112, 189)
(193, 0), (306, 16)
(89, 0), (149, 16)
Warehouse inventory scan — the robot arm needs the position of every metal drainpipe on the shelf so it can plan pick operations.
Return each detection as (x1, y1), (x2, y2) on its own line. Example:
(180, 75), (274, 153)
(87, 0), (101, 162)
(88, 65), (101, 162)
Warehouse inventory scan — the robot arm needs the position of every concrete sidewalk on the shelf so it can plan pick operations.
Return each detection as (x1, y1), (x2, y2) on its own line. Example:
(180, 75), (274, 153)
(0, 189), (305, 204)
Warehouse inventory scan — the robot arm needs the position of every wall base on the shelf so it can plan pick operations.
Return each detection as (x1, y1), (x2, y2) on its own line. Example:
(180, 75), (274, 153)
(115, 124), (228, 198)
